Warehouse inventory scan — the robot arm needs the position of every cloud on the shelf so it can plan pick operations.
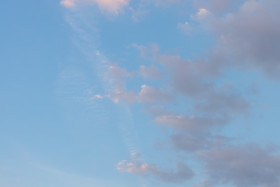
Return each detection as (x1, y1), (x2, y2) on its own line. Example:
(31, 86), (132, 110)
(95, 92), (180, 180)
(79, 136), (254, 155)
(61, 0), (76, 7)
(157, 55), (219, 98)
(195, 179), (215, 187)
(133, 43), (159, 59)
(156, 53), (249, 116)
(108, 84), (171, 104)
(109, 91), (136, 103)
(196, 8), (211, 20)
(139, 65), (163, 80)
(203, 0), (280, 79)
(200, 144), (280, 187)
(127, 44), (254, 184)
(155, 114), (227, 133)
(117, 153), (194, 183)
(69, 0), (280, 185)
(90, 94), (103, 100)
(104, 64), (170, 104)
(105, 64), (132, 92)
(194, 89), (249, 115)
(171, 133), (230, 152)
(177, 22), (192, 33)
(103, 64), (136, 103)
(61, 0), (130, 15)
(95, 0), (130, 14)
(138, 84), (171, 103)
(194, 0), (243, 14)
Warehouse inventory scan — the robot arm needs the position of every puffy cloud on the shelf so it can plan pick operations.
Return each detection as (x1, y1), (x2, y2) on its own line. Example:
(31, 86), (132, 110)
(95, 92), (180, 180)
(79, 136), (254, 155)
(156, 54), (249, 116)
(102, 1), (280, 184)
(204, 0), (280, 79)
(196, 8), (211, 20)
(117, 153), (194, 183)
(157, 55), (219, 98)
(61, 0), (130, 14)
(128, 45), (254, 185)
(95, 0), (130, 14)
(138, 84), (171, 103)
(200, 144), (280, 187)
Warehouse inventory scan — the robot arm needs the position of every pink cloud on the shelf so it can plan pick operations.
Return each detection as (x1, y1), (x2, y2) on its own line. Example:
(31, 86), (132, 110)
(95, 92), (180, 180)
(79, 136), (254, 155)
(60, 0), (130, 14)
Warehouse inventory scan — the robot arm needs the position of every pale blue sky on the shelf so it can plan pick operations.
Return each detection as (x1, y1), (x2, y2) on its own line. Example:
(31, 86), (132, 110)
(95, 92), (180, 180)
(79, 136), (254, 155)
(1, 0), (280, 186)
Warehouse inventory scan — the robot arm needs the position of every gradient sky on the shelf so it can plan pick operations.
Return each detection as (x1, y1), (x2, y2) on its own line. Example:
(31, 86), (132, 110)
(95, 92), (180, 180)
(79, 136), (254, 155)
(1, 0), (280, 186)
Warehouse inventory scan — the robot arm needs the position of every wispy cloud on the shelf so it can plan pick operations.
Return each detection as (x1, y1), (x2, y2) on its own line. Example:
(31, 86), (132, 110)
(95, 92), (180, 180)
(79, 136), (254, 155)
(61, 0), (130, 15)
(117, 153), (194, 184)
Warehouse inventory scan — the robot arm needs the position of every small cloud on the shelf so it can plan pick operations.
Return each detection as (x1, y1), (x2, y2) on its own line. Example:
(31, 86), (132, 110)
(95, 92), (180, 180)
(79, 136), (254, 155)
(95, 50), (101, 56)
(90, 94), (103, 101)
(177, 21), (192, 33)
(61, 0), (76, 8)
(60, 0), (130, 15)
(95, 0), (130, 15)
(196, 8), (210, 20)
(109, 91), (136, 103)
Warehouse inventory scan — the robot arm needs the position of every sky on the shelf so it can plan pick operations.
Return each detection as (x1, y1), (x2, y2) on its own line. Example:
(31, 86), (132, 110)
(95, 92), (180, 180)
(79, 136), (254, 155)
(1, 0), (280, 186)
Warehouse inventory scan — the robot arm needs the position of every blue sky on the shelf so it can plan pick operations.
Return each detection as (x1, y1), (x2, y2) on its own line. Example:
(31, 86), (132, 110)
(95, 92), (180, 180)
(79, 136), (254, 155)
(1, 0), (280, 186)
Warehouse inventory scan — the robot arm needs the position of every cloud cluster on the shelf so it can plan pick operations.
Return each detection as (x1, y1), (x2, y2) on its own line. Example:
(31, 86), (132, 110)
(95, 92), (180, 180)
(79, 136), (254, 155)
(69, 0), (280, 185)
(103, 64), (171, 104)
(108, 40), (279, 186)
